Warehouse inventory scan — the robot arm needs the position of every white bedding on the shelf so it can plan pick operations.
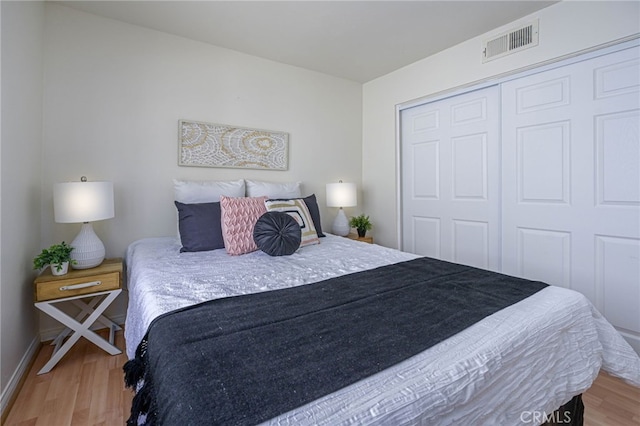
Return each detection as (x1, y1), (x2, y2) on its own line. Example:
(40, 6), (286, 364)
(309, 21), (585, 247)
(125, 235), (640, 425)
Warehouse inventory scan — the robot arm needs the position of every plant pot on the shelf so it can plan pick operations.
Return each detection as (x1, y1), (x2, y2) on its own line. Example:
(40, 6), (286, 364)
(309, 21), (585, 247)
(50, 261), (69, 276)
(357, 228), (367, 238)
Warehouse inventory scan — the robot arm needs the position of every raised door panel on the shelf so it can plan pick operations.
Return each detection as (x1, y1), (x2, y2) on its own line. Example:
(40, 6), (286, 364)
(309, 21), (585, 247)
(412, 141), (440, 199)
(517, 228), (571, 288)
(596, 236), (640, 334)
(453, 220), (490, 269)
(413, 217), (440, 258)
(452, 133), (488, 200)
(517, 122), (570, 204)
(596, 111), (640, 206)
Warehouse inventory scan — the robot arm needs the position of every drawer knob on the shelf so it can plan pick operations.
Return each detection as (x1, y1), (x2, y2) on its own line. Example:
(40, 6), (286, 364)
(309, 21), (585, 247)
(59, 281), (102, 291)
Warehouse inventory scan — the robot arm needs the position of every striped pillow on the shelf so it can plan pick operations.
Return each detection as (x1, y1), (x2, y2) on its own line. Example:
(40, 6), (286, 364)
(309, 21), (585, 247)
(264, 199), (320, 247)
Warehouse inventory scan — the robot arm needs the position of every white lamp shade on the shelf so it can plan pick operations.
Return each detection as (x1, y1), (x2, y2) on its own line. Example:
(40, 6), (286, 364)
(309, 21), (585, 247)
(54, 181), (114, 223)
(326, 182), (357, 208)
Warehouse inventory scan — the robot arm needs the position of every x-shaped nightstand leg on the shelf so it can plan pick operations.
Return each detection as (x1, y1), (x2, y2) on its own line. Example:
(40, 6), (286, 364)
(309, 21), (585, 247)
(50, 297), (122, 350)
(35, 289), (122, 375)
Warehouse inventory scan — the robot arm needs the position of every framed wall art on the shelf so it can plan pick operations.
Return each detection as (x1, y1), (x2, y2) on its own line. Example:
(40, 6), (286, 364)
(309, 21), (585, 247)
(178, 120), (289, 170)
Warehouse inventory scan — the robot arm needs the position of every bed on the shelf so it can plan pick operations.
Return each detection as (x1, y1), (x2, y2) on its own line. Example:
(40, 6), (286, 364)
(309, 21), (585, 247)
(123, 234), (640, 426)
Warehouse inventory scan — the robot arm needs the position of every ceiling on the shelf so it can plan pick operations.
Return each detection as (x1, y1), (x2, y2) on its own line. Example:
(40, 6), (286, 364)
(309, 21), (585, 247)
(55, 1), (558, 83)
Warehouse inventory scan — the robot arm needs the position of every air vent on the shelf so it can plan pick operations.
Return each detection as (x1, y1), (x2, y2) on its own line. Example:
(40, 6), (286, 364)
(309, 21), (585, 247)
(482, 20), (539, 62)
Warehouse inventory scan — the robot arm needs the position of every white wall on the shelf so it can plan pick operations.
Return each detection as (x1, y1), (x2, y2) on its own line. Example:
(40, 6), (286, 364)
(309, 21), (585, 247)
(39, 5), (362, 332)
(362, 0), (640, 248)
(0, 0), (44, 414)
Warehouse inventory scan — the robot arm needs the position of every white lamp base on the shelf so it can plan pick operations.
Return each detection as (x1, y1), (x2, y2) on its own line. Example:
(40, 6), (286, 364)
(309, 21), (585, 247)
(70, 222), (106, 269)
(332, 208), (351, 236)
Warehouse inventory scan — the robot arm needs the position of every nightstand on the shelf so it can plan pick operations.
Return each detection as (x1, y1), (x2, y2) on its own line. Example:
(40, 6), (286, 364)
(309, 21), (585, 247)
(33, 258), (123, 374)
(347, 233), (373, 244)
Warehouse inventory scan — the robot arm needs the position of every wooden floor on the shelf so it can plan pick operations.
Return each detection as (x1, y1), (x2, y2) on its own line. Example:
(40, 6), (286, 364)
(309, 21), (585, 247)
(582, 371), (640, 426)
(3, 330), (131, 426)
(3, 330), (639, 425)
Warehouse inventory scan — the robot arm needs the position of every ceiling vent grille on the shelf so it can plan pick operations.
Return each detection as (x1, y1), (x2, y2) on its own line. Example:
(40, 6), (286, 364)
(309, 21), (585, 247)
(483, 20), (539, 62)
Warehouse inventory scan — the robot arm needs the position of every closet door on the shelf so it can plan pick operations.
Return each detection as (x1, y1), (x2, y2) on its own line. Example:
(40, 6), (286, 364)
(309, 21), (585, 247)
(400, 86), (501, 271)
(501, 46), (640, 346)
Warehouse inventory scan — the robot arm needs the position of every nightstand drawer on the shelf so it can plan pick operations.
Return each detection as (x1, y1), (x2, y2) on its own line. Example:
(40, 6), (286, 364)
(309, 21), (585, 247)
(35, 272), (120, 302)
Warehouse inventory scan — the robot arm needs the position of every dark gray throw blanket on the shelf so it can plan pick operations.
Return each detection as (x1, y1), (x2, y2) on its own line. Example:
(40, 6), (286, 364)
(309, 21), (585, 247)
(124, 257), (548, 425)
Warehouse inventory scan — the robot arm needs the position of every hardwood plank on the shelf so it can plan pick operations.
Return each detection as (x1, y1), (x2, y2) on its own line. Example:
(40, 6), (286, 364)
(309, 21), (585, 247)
(3, 329), (638, 425)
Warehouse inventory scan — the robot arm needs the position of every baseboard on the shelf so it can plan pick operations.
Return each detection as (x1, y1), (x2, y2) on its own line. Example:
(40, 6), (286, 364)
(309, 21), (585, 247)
(0, 335), (41, 422)
(39, 313), (127, 342)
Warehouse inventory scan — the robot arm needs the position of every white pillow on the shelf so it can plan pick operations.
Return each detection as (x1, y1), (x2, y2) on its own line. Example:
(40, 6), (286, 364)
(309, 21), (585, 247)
(174, 179), (245, 203)
(245, 179), (302, 198)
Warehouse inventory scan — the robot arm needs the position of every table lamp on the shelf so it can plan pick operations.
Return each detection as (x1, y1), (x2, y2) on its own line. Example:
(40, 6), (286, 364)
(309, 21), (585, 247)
(53, 177), (114, 269)
(326, 180), (357, 236)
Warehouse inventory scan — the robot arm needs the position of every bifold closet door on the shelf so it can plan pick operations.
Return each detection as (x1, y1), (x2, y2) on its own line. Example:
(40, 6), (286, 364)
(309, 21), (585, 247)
(501, 46), (640, 347)
(400, 86), (501, 271)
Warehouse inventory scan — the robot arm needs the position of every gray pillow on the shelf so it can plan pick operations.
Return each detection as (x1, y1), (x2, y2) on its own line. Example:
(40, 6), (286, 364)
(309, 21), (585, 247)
(302, 194), (325, 237)
(175, 201), (224, 252)
(253, 211), (301, 256)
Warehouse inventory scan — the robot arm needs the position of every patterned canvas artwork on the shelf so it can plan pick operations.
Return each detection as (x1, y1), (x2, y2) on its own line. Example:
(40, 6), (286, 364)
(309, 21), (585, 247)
(179, 120), (288, 170)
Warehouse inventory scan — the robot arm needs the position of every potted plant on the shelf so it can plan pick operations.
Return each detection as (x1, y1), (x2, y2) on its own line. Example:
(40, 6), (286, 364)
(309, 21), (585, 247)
(349, 214), (373, 238)
(33, 242), (76, 276)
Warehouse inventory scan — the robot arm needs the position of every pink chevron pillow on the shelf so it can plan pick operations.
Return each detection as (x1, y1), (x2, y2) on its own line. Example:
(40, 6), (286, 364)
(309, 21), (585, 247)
(220, 196), (268, 255)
